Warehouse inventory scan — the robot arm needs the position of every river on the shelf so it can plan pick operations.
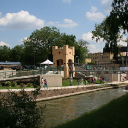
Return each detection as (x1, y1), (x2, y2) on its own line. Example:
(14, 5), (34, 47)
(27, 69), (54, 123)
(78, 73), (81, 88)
(37, 87), (127, 128)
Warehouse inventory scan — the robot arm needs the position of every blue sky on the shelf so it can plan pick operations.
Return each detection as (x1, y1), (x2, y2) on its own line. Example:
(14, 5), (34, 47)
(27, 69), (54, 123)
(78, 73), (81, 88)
(0, 0), (126, 53)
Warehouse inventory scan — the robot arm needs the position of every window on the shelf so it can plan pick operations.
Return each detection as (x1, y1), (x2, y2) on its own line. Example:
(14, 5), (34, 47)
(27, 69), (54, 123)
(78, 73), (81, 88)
(93, 57), (94, 59)
(95, 57), (96, 59)
(107, 56), (108, 58)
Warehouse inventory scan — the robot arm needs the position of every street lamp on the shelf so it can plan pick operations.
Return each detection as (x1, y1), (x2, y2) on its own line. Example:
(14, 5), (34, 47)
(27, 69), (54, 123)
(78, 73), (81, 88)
(33, 51), (36, 69)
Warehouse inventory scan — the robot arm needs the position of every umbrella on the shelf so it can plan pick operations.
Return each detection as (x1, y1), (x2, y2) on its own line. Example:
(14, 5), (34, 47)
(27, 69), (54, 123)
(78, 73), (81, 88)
(41, 59), (53, 65)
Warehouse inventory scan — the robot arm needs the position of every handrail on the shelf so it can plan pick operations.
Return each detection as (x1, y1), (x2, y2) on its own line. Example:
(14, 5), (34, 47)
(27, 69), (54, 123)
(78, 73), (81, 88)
(0, 67), (61, 80)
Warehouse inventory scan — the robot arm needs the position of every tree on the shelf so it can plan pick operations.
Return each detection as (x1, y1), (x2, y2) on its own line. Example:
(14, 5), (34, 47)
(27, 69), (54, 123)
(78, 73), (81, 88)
(23, 26), (61, 63)
(111, 0), (128, 34)
(75, 39), (89, 64)
(0, 45), (11, 61)
(92, 16), (122, 60)
(10, 45), (24, 62)
(59, 33), (76, 47)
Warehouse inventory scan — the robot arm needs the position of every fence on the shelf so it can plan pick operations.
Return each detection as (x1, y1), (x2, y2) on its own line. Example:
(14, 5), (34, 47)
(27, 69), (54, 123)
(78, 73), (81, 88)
(0, 67), (61, 80)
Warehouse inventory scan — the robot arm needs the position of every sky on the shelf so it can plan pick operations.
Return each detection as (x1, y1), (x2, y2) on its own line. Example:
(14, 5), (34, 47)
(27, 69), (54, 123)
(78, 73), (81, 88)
(0, 0), (127, 53)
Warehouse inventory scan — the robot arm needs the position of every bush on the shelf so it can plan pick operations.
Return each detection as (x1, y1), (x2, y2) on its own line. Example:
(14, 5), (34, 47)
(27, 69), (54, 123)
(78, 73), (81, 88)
(5, 81), (11, 87)
(11, 82), (17, 87)
(20, 83), (24, 88)
(27, 83), (33, 87)
(0, 88), (45, 128)
(0, 83), (2, 87)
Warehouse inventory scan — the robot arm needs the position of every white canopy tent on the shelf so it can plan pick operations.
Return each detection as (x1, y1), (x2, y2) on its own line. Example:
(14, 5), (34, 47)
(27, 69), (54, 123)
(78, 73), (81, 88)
(41, 59), (53, 65)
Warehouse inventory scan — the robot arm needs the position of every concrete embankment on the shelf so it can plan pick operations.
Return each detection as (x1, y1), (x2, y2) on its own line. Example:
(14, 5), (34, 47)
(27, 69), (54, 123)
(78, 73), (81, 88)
(36, 83), (127, 101)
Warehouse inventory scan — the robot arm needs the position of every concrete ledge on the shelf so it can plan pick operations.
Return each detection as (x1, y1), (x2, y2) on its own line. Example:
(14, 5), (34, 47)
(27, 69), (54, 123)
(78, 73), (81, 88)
(36, 85), (125, 101)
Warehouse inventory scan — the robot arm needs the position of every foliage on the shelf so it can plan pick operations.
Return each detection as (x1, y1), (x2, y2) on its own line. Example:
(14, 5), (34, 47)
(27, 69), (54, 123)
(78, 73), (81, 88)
(5, 81), (11, 87)
(111, 0), (128, 33)
(11, 82), (17, 87)
(0, 83), (2, 87)
(20, 83), (25, 88)
(87, 62), (95, 65)
(27, 83), (33, 87)
(23, 26), (61, 64)
(75, 39), (89, 64)
(0, 45), (11, 61)
(10, 45), (24, 62)
(0, 26), (89, 65)
(0, 88), (45, 128)
(92, 17), (122, 60)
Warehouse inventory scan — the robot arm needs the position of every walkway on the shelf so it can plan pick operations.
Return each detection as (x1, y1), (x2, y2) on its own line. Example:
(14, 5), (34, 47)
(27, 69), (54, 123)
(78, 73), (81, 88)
(0, 81), (127, 92)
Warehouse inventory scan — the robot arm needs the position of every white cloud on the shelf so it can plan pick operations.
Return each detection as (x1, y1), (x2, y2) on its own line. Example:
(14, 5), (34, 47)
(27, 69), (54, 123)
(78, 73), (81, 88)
(19, 37), (28, 44)
(86, 11), (105, 21)
(46, 19), (78, 28)
(55, 19), (78, 28)
(46, 21), (55, 26)
(62, 0), (71, 4)
(0, 10), (44, 29)
(0, 41), (10, 47)
(91, 6), (98, 12)
(101, 0), (112, 13)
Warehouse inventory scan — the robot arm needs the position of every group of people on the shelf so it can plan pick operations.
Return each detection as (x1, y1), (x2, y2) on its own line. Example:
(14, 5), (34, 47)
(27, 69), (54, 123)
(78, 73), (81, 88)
(71, 77), (96, 86)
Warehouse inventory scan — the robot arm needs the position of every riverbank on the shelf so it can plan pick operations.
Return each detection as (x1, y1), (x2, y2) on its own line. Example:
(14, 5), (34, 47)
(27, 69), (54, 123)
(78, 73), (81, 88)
(0, 81), (127, 101)
(54, 90), (128, 128)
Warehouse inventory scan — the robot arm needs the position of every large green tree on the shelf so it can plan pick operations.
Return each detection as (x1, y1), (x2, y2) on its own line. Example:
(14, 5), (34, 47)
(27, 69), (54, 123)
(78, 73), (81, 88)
(0, 45), (11, 61)
(10, 45), (24, 62)
(75, 39), (89, 64)
(92, 16), (122, 59)
(23, 26), (61, 64)
(103, 0), (128, 61)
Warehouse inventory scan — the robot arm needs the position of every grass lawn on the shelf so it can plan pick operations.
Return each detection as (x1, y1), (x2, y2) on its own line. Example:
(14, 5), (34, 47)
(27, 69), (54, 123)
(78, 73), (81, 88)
(0, 86), (33, 89)
(54, 93), (128, 128)
(62, 79), (102, 86)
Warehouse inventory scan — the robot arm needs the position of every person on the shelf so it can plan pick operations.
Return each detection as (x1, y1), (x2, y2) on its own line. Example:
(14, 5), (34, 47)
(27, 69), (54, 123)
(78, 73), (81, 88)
(45, 65), (48, 69)
(41, 77), (44, 89)
(93, 78), (95, 84)
(91, 78), (93, 84)
(89, 78), (92, 84)
(70, 77), (73, 86)
(85, 78), (88, 85)
(77, 78), (79, 85)
(81, 77), (83, 85)
(106, 77), (108, 83)
(102, 77), (104, 84)
(123, 76), (124, 82)
(44, 78), (48, 89)
(100, 77), (102, 84)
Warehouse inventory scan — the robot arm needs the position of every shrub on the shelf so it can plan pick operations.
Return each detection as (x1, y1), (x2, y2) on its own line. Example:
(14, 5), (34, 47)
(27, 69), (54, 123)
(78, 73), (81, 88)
(11, 82), (17, 87)
(20, 83), (24, 88)
(5, 81), (11, 87)
(0, 83), (2, 87)
(0, 88), (45, 128)
(27, 83), (33, 87)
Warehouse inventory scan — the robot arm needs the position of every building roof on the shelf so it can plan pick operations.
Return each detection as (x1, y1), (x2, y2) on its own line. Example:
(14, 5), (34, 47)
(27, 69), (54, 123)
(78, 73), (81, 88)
(0, 62), (21, 65)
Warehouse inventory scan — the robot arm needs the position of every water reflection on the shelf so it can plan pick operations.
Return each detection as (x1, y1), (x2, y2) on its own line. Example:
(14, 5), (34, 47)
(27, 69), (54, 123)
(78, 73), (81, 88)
(37, 87), (127, 128)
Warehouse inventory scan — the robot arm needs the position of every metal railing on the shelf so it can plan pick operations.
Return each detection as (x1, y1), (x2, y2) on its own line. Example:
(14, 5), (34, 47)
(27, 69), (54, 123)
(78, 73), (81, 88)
(0, 67), (61, 80)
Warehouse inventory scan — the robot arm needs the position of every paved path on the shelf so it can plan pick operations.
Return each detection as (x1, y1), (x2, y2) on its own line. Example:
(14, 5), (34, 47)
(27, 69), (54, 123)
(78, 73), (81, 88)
(0, 81), (127, 92)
